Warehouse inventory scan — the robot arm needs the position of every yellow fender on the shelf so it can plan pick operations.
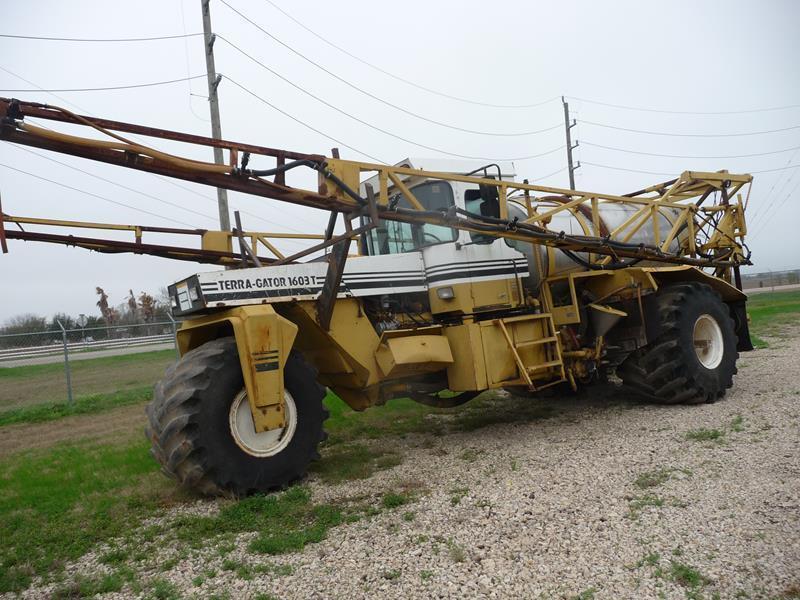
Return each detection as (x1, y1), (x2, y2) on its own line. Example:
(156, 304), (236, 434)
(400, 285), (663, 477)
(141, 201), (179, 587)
(176, 305), (298, 432)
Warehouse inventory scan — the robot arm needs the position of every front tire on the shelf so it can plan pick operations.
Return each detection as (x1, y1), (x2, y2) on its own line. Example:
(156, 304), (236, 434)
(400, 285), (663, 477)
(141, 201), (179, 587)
(618, 282), (738, 404)
(145, 337), (327, 495)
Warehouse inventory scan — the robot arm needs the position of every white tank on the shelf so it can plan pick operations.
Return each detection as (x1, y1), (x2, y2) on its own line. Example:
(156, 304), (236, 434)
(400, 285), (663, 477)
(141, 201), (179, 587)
(505, 198), (688, 291)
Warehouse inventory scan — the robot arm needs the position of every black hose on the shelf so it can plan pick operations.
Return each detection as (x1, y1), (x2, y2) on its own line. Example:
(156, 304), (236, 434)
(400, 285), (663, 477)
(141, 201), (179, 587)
(245, 158), (322, 177)
(560, 248), (642, 270)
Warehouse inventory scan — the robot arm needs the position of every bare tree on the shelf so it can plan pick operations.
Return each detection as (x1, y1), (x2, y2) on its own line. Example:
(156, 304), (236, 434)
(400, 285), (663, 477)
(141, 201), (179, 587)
(96, 286), (116, 326)
(138, 291), (157, 323)
(127, 289), (138, 318)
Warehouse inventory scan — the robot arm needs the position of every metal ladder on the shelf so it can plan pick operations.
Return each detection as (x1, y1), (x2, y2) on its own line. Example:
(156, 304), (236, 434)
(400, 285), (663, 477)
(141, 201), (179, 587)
(496, 314), (566, 391)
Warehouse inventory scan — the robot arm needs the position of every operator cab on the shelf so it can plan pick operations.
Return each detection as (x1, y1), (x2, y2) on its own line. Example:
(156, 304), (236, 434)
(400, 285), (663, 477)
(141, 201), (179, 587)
(359, 159), (531, 315)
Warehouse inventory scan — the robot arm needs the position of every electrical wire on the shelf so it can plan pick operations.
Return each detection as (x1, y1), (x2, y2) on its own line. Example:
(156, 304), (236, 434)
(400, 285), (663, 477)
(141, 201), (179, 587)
(0, 33), (203, 42)
(0, 66), (310, 239)
(149, 175), (309, 239)
(0, 74), (206, 93)
(224, 76), (388, 163)
(580, 119), (800, 138)
(533, 165), (569, 182)
(584, 161), (800, 177)
(748, 147), (800, 224)
(179, 0), (211, 123)
(582, 162), (674, 176)
(750, 177), (800, 238)
(223, 71), (564, 162)
(581, 141), (800, 160)
(218, 2), (562, 137)
(567, 96), (800, 115)
(259, 0), (560, 110)
(10, 144), (221, 223)
(0, 161), (194, 226)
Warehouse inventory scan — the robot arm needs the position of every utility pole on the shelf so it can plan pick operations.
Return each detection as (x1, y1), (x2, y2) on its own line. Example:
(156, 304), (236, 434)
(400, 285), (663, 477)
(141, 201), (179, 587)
(562, 96), (580, 190)
(201, 0), (230, 231)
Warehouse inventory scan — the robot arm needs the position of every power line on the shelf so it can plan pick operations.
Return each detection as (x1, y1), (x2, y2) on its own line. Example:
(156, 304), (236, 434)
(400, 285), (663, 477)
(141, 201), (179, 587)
(0, 32), (203, 42)
(750, 164), (800, 174)
(533, 165), (569, 182)
(0, 161), (194, 227)
(259, 0), (560, 110)
(567, 96), (800, 115)
(584, 161), (800, 177)
(580, 119), (800, 138)
(18, 141), (311, 241)
(0, 74), (206, 93)
(582, 162), (674, 177)
(750, 177), (800, 238)
(224, 71), (564, 162)
(224, 76), (388, 163)
(152, 173), (308, 238)
(218, 2), (562, 137)
(0, 65), (308, 238)
(582, 141), (800, 160)
(748, 147), (800, 224)
(10, 144), (220, 223)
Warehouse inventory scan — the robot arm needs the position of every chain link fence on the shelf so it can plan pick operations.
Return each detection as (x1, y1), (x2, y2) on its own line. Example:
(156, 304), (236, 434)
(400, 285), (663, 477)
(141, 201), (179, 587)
(0, 320), (180, 412)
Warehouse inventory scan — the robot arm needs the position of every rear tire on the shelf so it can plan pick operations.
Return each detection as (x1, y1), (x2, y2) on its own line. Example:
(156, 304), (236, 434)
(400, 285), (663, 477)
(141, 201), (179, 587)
(145, 337), (327, 495)
(618, 282), (738, 404)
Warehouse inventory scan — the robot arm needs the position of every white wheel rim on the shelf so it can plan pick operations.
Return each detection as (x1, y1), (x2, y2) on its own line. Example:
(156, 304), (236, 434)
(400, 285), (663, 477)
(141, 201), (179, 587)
(693, 314), (724, 369)
(229, 389), (297, 457)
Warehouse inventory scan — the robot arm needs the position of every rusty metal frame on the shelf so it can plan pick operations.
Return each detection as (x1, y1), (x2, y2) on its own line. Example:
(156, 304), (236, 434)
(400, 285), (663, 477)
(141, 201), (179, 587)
(0, 97), (751, 271)
(0, 214), (323, 265)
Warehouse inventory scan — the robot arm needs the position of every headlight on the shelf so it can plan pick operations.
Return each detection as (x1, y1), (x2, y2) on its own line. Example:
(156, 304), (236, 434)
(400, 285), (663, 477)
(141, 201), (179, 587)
(436, 286), (455, 300)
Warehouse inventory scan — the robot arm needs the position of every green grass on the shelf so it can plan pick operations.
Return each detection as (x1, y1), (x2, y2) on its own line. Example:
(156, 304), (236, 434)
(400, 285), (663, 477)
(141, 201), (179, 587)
(627, 494), (665, 518)
(685, 428), (724, 442)
(669, 561), (708, 588)
(171, 485), (369, 556)
(322, 391), (556, 445)
(0, 349), (173, 412)
(635, 468), (673, 489)
(308, 442), (401, 483)
(0, 386), (152, 427)
(746, 289), (800, 347)
(0, 438), (171, 593)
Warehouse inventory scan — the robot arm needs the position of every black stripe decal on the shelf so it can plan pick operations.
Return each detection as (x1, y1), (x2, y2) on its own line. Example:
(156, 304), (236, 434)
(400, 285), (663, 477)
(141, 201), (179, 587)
(343, 279), (425, 290)
(426, 266), (524, 284)
(425, 259), (527, 274)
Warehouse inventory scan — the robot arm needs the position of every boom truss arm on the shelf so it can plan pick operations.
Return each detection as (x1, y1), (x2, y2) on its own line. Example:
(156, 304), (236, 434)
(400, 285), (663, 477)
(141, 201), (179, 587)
(0, 97), (751, 271)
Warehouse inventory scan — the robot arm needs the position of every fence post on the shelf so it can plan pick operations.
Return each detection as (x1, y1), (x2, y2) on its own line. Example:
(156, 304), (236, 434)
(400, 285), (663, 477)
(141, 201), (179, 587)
(57, 319), (74, 406)
(167, 313), (180, 361)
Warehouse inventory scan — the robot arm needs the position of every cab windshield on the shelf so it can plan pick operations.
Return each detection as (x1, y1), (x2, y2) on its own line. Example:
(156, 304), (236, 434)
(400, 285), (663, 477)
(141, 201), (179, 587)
(364, 181), (457, 255)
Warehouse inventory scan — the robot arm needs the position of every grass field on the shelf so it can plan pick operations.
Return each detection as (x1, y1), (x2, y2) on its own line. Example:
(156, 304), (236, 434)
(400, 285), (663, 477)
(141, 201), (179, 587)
(0, 349), (175, 411)
(745, 289), (800, 347)
(0, 289), (797, 594)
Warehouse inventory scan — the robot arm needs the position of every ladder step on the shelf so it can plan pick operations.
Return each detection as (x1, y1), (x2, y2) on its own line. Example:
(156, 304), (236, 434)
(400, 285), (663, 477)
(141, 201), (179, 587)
(526, 360), (564, 372)
(515, 336), (558, 349)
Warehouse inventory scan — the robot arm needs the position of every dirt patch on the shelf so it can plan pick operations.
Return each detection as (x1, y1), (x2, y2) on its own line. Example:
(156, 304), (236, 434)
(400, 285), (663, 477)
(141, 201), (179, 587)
(0, 401), (147, 457)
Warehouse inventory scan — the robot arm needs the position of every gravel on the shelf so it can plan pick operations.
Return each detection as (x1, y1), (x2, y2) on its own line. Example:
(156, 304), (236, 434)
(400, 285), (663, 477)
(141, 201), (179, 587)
(12, 329), (800, 599)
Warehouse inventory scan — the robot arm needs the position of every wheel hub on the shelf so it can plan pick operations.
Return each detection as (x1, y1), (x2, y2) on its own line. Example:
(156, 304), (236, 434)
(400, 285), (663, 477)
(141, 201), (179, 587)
(693, 314), (724, 369)
(229, 390), (297, 457)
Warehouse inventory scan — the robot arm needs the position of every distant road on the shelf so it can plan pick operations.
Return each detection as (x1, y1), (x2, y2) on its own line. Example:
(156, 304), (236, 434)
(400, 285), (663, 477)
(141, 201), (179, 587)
(0, 342), (174, 368)
(744, 283), (800, 295)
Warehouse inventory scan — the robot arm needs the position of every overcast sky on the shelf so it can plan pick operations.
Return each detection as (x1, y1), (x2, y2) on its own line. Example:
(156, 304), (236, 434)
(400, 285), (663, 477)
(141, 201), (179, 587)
(1, 0), (798, 323)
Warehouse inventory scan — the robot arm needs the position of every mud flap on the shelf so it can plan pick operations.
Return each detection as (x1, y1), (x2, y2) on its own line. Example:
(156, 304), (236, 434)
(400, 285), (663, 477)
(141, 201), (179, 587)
(728, 300), (754, 352)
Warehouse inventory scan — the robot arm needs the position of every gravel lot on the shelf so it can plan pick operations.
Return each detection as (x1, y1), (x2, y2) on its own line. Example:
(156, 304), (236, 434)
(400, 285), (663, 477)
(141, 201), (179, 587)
(14, 329), (800, 600)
